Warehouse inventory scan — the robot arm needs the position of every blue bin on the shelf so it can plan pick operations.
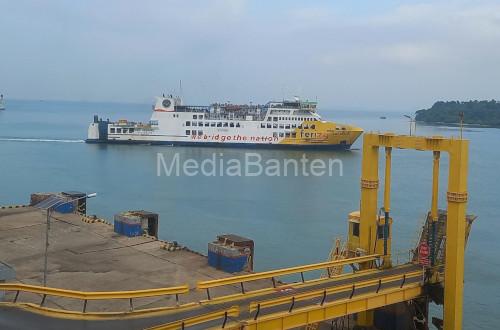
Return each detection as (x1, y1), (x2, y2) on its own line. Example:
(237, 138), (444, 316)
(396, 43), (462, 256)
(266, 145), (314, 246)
(114, 219), (123, 234)
(122, 220), (142, 237)
(220, 254), (247, 273)
(208, 250), (219, 268)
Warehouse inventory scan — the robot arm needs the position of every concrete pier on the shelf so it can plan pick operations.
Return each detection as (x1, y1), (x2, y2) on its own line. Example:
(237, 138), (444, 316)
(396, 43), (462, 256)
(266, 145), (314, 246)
(0, 207), (262, 312)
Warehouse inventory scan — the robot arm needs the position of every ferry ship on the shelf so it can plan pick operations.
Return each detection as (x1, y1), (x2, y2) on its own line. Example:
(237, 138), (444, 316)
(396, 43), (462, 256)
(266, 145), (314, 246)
(86, 96), (363, 149)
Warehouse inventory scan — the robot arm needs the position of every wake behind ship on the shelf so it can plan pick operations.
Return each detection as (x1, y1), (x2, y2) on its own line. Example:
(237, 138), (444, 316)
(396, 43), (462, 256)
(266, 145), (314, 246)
(86, 96), (363, 149)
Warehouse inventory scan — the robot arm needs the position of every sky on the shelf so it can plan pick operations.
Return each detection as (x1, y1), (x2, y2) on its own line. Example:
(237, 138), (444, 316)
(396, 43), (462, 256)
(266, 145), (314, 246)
(0, 0), (499, 111)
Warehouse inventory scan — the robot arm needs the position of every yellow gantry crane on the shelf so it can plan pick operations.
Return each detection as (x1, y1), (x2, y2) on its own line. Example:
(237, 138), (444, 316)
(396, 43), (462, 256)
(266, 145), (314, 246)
(353, 133), (470, 330)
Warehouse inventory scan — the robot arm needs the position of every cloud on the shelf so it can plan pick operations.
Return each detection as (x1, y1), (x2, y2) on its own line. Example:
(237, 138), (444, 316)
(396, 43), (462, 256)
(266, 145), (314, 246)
(0, 0), (499, 110)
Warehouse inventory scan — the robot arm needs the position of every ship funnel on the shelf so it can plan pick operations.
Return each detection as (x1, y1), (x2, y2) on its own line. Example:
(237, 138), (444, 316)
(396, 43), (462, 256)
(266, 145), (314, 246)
(154, 96), (175, 112)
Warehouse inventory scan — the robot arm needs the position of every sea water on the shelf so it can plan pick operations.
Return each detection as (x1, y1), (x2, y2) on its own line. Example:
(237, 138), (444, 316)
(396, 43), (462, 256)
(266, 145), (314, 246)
(0, 99), (498, 328)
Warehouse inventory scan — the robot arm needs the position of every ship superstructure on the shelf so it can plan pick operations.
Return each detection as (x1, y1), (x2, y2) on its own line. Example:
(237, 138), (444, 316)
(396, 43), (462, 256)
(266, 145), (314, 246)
(87, 96), (363, 149)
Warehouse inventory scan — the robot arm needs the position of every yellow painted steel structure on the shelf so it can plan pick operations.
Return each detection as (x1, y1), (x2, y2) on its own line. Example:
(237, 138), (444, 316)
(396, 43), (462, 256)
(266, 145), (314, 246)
(357, 133), (469, 330)
(0, 283), (189, 300)
(235, 284), (423, 330)
(247, 269), (423, 313)
(196, 254), (380, 290)
(145, 306), (240, 330)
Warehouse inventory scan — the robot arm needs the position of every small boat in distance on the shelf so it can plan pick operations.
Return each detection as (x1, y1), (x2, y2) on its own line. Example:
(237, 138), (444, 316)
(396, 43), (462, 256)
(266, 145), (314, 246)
(87, 95), (363, 149)
(380, 116), (387, 119)
(0, 94), (5, 110)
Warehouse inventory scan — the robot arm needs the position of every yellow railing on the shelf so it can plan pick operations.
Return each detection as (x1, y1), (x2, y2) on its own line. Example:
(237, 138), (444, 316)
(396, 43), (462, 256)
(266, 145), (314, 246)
(145, 306), (240, 330)
(249, 269), (423, 312)
(242, 284), (424, 330)
(197, 254), (380, 290)
(0, 283), (190, 312)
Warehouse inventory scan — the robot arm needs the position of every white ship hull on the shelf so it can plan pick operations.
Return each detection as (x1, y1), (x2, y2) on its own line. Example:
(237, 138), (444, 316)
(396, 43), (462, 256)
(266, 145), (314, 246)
(87, 96), (363, 149)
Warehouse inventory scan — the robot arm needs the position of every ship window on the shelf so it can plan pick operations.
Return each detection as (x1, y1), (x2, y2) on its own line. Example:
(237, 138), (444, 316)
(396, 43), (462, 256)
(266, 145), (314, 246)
(279, 124), (284, 129)
(230, 122), (235, 127)
(191, 131), (196, 135)
(223, 122), (228, 127)
(193, 115), (197, 119)
(185, 130), (190, 135)
(285, 125), (290, 129)
(198, 122), (203, 126)
(217, 122), (222, 127)
(261, 123), (265, 128)
(110, 128), (115, 133)
(199, 115), (204, 120)
(122, 128), (128, 133)
(267, 117), (272, 121)
(304, 124), (309, 129)
(311, 124), (315, 129)
(186, 121), (190, 126)
(273, 117), (278, 121)
(298, 124), (302, 129)
(273, 123), (278, 129)
(336, 127), (340, 130)
(342, 127), (346, 130)
(117, 128), (122, 133)
(291, 132), (297, 138)
(285, 132), (290, 138)
(192, 122), (197, 127)
(129, 128), (134, 133)
(352, 222), (360, 237)
(279, 132), (284, 137)
(211, 122), (216, 127)
(205, 122), (209, 127)
(267, 123), (271, 128)
(292, 124), (297, 129)
(198, 130), (203, 135)
(236, 123), (241, 128)
(273, 132), (278, 137)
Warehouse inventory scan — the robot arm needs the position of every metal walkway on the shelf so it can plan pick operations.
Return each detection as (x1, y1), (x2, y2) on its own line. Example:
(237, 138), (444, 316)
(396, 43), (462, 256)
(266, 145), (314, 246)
(0, 257), (423, 330)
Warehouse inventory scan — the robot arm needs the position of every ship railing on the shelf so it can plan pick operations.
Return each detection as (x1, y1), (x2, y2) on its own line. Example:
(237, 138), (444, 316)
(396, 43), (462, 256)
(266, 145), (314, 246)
(174, 106), (209, 113)
(392, 249), (414, 266)
(205, 114), (267, 121)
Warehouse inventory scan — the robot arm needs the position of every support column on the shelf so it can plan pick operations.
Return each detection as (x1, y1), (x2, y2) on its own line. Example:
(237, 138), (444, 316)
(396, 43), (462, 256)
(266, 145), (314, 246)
(358, 135), (379, 327)
(444, 140), (468, 330)
(430, 151), (440, 266)
(383, 147), (392, 264)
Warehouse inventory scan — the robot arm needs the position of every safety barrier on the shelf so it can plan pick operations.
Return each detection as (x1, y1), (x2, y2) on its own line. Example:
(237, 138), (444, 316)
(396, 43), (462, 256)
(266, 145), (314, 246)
(241, 283), (423, 330)
(197, 254), (380, 299)
(248, 268), (423, 314)
(0, 204), (29, 209)
(0, 283), (190, 313)
(145, 306), (239, 330)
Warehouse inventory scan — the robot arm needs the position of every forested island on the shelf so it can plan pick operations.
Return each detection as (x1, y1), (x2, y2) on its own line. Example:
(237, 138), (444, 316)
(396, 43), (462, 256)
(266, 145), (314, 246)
(415, 100), (500, 127)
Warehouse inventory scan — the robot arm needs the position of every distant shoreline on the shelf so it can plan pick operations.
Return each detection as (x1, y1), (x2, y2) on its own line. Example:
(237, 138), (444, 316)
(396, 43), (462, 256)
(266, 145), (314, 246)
(416, 120), (499, 129)
(415, 100), (500, 128)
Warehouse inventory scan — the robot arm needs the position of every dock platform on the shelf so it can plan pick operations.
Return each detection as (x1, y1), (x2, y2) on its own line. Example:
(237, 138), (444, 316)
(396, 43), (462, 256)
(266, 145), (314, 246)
(0, 207), (262, 312)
